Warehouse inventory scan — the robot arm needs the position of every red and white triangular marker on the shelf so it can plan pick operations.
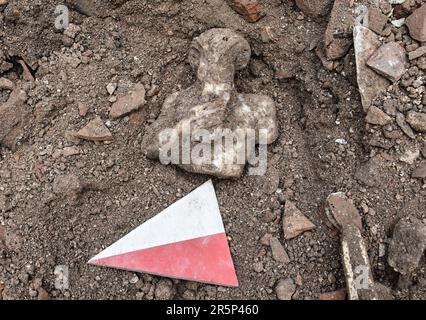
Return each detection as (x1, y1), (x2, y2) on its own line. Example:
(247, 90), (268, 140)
(88, 180), (238, 287)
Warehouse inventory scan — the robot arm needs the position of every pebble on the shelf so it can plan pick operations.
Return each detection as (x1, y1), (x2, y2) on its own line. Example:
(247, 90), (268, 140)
(269, 236), (290, 264)
(365, 106), (392, 126)
(226, 0), (264, 23)
(77, 117), (113, 141)
(406, 111), (426, 133)
(408, 46), (426, 60)
(0, 77), (14, 90)
(319, 289), (346, 300)
(412, 163), (426, 179)
(275, 278), (295, 300)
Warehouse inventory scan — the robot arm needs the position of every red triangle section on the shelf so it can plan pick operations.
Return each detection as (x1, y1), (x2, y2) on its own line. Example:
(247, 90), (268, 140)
(89, 232), (238, 287)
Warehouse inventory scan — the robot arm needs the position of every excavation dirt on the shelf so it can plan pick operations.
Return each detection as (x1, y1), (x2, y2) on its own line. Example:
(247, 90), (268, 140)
(0, 0), (425, 300)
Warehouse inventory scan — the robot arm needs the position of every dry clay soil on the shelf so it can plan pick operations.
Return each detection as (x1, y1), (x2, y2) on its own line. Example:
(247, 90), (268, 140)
(0, 0), (425, 300)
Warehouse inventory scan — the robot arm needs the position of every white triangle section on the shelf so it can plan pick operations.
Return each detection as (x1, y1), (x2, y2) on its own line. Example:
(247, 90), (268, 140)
(89, 180), (225, 262)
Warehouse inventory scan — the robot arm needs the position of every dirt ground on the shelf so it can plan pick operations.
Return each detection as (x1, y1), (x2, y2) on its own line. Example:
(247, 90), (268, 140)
(0, 0), (425, 300)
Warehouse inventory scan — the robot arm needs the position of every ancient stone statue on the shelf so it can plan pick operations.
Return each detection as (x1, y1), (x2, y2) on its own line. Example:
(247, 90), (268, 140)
(142, 28), (278, 178)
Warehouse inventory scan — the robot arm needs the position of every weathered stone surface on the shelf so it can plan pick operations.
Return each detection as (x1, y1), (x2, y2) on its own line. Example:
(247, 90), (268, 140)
(365, 105), (392, 125)
(325, 192), (363, 231)
(77, 116), (113, 141)
(226, 0), (264, 23)
(283, 201), (315, 240)
(53, 174), (84, 201)
(295, 0), (333, 18)
(0, 88), (29, 150)
(355, 155), (388, 187)
(388, 216), (426, 275)
(366, 42), (407, 82)
(142, 29), (278, 178)
(354, 26), (390, 111)
(275, 278), (295, 300)
(110, 83), (145, 119)
(406, 111), (426, 133)
(412, 163), (426, 179)
(406, 3), (426, 42)
(269, 236), (290, 264)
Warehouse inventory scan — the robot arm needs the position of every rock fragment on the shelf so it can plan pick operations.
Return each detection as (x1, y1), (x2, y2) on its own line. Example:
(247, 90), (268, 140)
(406, 111), (426, 133)
(412, 163), (426, 179)
(18, 60), (35, 82)
(366, 42), (407, 82)
(0, 88), (29, 150)
(53, 174), (84, 201)
(78, 101), (89, 117)
(396, 112), (416, 139)
(406, 3), (426, 42)
(366, 7), (388, 34)
(408, 46), (426, 60)
(275, 278), (295, 300)
(283, 201), (315, 240)
(388, 216), (426, 275)
(155, 279), (175, 300)
(226, 0), (264, 23)
(365, 106), (392, 125)
(269, 236), (290, 264)
(76, 117), (113, 141)
(325, 192), (363, 231)
(354, 26), (390, 111)
(110, 83), (145, 119)
(319, 289), (347, 300)
(0, 77), (14, 90)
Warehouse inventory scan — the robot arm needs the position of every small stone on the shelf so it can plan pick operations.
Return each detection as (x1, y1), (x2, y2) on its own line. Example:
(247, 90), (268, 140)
(388, 216), (426, 275)
(412, 163), (426, 179)
(110, 83), (145, 119)
(106, 83), (117, 96)
(63, 23), (81, 39)
(365, 106), (392, 125)
(226, 0), (264, 23)
(283, 201), (315, 240)
(77, 117), (113, 141)
(269, 236), (290, 264)
(408, 46), (426, 60)
(406, 111), (426, 133)
(366, 42), (407, 82)
(0, 77), (14, 90)
(37, 287), (50, 300)
(18, 60), (35, 82)
(275, 278), (296, 300)
(396, 112), (415, 139)
(319, 289), (347, 300)
(260, 233), (272, 246)
(53, 174), (83, 201)
(367, 7), (388, 35)
(400, 148), (420, 165)
(78, 102), (89, 117)
(325, 192), (363, 231)
(155, 279), (175, 300)
(406, 3), (426, 42)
